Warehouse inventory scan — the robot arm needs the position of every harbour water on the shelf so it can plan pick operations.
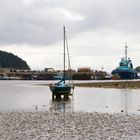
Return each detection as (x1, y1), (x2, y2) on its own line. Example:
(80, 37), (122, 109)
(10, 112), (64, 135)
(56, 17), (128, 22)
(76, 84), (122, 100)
(0, 80), (140, 115)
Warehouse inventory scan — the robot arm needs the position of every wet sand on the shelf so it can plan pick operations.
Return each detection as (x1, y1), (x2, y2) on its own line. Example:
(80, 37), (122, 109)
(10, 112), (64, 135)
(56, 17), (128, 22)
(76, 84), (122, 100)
(0, 111), (140, 140)
(74, 80), (140, 89)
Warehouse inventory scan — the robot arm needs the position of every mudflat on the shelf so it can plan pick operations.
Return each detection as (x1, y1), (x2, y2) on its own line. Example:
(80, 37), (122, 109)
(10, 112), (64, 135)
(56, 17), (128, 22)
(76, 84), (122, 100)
(74, 80), (140, 89)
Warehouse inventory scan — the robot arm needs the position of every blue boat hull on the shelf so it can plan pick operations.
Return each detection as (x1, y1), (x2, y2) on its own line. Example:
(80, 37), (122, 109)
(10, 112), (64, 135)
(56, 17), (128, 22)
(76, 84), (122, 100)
(49, 81), (74, 97)
(112, 69), (138, 79)
(50, 85), (72, 94)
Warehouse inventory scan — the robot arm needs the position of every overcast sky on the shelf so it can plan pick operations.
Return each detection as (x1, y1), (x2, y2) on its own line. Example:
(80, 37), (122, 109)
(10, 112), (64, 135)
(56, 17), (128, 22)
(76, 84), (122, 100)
(1, 0), (140, 72)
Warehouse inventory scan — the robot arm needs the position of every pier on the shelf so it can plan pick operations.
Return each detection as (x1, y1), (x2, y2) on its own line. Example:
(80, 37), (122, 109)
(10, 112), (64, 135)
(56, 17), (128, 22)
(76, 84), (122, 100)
(0, 68), (108, 80)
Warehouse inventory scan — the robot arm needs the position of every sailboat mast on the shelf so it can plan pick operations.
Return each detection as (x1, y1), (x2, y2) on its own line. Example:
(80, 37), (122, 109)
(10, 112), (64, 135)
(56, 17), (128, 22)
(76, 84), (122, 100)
(125, 43), (128, 60)
(63, 26), (66, 84)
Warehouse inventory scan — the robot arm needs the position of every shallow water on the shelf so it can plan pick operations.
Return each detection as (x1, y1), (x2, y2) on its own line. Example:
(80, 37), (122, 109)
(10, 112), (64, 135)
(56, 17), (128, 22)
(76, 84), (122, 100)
(0, 80), (140, 114)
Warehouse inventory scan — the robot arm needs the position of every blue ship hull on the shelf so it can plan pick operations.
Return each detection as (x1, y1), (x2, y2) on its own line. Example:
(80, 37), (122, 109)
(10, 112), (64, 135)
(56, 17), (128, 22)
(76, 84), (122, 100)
(112, 69), (138, 79)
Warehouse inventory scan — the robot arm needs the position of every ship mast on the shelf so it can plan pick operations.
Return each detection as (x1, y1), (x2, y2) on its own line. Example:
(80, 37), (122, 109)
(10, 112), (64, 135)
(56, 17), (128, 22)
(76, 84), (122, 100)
(63, 26), (66, 84)
(125, 43), (128, 60)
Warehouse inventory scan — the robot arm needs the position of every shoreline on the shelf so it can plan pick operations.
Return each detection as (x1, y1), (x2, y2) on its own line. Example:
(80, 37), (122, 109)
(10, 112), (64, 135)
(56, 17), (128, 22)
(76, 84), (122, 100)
(74, 80), (140, 89)
(0, 111), (140, 139)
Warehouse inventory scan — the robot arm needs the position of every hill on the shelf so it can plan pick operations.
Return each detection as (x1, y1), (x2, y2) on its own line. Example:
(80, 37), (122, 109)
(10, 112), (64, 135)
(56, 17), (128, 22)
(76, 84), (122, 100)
(0, 50), (30, 70)
(135, 66), (140, 72)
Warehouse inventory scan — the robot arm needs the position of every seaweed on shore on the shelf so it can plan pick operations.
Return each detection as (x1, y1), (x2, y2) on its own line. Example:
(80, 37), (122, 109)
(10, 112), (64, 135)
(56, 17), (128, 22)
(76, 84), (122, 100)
(74, 81), (140, 89)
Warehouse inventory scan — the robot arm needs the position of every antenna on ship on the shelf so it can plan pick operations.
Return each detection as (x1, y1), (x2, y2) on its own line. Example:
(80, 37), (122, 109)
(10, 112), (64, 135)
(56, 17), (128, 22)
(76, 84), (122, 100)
(125, 43), (128, 60)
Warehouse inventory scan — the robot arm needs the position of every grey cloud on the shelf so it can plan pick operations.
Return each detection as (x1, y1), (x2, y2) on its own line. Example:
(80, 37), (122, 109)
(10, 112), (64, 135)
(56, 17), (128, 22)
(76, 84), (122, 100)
(0, 0), (84, 45)
(76, 0), (140, 33)
(0, 0), (140, 46)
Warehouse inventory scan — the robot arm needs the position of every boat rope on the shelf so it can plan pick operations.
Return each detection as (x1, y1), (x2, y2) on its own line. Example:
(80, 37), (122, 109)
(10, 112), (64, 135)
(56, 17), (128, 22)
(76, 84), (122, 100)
(65, 32), (74, 85)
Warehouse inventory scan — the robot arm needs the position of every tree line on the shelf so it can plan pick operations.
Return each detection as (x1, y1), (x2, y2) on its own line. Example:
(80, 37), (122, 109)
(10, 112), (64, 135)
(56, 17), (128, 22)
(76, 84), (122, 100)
(0, 50), (30, 70)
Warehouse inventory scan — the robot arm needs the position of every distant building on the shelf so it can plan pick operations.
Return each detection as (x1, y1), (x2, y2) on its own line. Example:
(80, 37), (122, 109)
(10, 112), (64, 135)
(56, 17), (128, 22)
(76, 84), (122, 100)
(77, 67), (91, 72)
(0, 68), (14, 73)
(44, 68), (55, 73)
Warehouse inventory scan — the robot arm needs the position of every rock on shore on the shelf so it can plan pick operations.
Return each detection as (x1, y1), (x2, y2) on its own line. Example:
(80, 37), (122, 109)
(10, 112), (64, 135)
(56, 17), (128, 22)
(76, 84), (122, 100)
(0, 111), (140, 140)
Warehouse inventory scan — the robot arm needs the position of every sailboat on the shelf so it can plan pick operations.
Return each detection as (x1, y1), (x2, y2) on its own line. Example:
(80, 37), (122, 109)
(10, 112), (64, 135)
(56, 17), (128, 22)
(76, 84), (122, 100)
(49, 26), (74, 99)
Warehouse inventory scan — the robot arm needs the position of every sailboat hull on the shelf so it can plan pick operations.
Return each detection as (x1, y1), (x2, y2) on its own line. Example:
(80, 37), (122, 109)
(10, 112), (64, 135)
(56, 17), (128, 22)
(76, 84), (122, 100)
(49, 84), (73, 95)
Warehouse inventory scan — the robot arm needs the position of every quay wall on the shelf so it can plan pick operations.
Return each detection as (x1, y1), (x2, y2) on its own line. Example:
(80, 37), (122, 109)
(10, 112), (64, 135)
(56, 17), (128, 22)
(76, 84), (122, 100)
(0, 71), (107, 80)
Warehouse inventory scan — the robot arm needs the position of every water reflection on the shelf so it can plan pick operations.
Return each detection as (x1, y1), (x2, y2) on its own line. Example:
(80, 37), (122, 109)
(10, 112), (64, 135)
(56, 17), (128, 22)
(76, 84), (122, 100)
(120, 89), (132, 115)
(49, 97), (74, 113)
